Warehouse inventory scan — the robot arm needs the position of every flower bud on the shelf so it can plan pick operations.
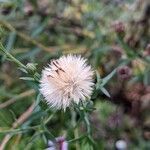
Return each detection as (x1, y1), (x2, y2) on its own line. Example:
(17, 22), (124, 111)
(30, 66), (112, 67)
(26, 63), (37, 73)
(112, 21), (125, 34)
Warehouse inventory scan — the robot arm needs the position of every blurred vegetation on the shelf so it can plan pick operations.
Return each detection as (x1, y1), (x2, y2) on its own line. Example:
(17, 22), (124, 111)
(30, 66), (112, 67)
(0, 0), (150, 149)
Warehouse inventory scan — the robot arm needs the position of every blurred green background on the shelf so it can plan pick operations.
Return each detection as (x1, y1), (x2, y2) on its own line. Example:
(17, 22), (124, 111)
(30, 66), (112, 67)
(0, 0), (150, 149)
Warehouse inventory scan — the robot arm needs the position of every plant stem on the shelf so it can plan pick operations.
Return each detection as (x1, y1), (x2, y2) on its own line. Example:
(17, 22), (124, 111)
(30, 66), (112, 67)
(68, 134), (86, 143)
(83, 103), (98, 149)
(0, 43), (27, 69)
(71, 109), (80, 150)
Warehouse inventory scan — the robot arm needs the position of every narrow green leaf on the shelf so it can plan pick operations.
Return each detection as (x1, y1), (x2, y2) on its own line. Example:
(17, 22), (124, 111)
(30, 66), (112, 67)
(100, 87), (110, 98)
(101, 69), (116, 86)
(18, 67), (28, 73)
(19, 77), (35, 81)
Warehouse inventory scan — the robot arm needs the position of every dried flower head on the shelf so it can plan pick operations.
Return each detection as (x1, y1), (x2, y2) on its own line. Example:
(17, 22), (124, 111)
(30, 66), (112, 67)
(112, 21), (125, 33)
(117, 66), (132, 80)
(40, 55), (94, 110)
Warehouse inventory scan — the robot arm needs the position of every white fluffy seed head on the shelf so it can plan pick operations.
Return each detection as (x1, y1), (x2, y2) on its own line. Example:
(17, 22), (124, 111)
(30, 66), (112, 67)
(39, 55), (94, 110)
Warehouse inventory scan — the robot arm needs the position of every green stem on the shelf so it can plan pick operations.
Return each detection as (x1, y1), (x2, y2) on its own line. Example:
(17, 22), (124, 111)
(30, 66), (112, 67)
(79, 102), (97, 148)
(0, 43), (27, 69)
(44, 111), (56, 125)
(0, 125), (39, 134)
(71, 109), (80, 149)
(68, 134), (86, 143)
(83, 110), (91, 135)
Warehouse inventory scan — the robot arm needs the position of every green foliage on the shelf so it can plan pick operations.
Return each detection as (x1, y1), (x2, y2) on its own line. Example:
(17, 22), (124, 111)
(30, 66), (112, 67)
(0, 0), (150, 149)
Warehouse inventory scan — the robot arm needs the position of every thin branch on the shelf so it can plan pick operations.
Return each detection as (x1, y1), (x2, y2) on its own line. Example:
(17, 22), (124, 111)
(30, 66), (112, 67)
(0, 43), (27, 69)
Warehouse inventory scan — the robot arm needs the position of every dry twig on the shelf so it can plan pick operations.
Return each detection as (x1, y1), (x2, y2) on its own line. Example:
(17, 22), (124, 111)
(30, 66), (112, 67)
(0, 102), (35, 150)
